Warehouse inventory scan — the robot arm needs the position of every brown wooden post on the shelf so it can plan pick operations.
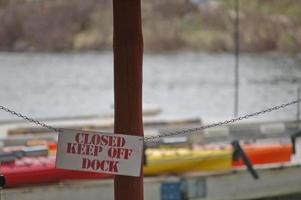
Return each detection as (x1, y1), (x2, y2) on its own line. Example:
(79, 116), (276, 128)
(113, 0), (144, 200)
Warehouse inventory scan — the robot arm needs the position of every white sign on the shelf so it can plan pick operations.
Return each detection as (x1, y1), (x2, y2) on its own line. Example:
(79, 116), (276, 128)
(55, 129), (143, 177)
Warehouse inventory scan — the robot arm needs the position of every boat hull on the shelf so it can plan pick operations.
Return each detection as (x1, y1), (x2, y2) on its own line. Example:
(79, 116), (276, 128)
(232, 143), (292, 166)
(144, 148), (232, 175)
(1, 157), (112, 187)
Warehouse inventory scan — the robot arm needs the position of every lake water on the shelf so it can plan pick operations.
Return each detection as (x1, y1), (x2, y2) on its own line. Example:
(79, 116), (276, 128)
(0, 51), (301, 122)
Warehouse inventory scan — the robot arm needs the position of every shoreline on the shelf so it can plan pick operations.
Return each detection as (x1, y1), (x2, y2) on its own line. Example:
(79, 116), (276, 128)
(0, 0), (300, 53)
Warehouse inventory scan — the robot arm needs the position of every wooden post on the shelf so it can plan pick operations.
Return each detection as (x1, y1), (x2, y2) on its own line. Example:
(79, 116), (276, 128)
(113, 0), (144, 200)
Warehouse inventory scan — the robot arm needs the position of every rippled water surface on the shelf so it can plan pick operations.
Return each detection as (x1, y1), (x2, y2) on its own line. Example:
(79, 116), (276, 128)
(0, 52), (301, 121)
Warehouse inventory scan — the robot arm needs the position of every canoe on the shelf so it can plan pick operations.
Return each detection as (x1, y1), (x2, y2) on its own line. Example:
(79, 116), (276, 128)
(144, 148), (232, 175)
(232, 143), (292, 167)
(1, 157), (60, 187)
(0, 156), (112, 188)
(194, 143), (292, 166)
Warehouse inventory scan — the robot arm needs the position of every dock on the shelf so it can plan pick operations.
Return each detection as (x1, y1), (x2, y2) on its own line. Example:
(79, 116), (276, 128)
(1, 115), (301, 200)
(2, 161), (301, 200)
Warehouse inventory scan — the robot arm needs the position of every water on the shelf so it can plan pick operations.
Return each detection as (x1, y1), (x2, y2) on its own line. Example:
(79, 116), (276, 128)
(0, 51), (301, 122)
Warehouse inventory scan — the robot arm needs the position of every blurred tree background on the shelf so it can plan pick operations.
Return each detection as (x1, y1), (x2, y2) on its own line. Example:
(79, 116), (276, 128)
(0, 0), (300, 52)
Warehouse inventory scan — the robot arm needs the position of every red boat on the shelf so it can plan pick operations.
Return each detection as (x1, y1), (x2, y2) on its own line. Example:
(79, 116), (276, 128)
(0, 156), (112, 188)
(194, 142), (292, 166)
(232, 143), (292, 167)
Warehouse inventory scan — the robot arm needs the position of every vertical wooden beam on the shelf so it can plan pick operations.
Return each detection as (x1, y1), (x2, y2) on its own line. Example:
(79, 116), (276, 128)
(113, 0), (144, 200)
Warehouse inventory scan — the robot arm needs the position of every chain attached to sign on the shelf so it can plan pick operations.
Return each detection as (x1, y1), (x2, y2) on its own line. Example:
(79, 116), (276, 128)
(1, 100), (300, 176)
(1, 99), (301, 141)
(55, 129), (143, 176)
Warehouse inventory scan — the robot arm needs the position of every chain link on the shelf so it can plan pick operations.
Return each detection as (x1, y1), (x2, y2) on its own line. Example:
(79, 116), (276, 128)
(0, 105), (62, 133)
(0, 99), (300, 141)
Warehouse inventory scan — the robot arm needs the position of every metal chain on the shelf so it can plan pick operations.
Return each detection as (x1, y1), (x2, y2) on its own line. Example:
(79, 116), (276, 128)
(0, 99), (300, 141)
(144, 99), (301, 141)
(0, 105), (62, 133)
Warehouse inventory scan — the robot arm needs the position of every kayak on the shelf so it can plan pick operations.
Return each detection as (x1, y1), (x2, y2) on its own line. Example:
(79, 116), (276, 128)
(194, 143), (292, 166)
(232, 143), (292, 166)
(0, 156), (112, 188)
(144, 148), (232, 175)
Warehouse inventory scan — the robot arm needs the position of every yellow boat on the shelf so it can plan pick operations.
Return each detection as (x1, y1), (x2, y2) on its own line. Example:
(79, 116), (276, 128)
(144, 148), (232, 175)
